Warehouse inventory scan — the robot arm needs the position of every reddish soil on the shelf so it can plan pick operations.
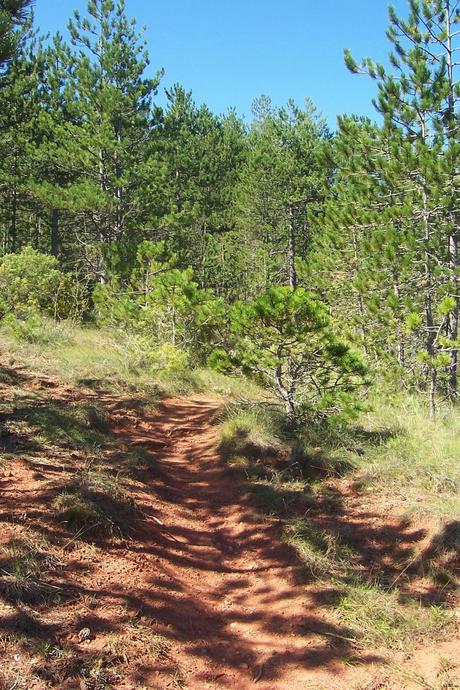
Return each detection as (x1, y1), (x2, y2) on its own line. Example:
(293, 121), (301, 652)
(0, 364), (458, 689)
(108, 396), (380, 690)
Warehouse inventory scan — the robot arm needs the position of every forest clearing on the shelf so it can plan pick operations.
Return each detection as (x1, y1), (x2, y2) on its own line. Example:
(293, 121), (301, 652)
(0, 0), (459, 688)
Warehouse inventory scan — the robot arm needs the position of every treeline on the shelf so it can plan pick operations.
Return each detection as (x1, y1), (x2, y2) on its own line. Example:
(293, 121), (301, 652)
(0, 0), (459, 418)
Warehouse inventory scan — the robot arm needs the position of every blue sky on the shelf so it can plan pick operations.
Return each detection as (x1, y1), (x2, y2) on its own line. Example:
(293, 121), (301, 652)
(33, 0), (410, 129)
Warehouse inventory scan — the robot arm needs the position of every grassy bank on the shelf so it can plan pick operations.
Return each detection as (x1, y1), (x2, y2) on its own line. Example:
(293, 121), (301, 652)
(217, 395), (460, 652)
(0, 319), (263, 400)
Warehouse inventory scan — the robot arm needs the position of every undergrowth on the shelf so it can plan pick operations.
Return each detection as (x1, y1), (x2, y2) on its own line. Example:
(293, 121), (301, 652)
(0, 528), (59, 604)
(336, 582), (451, 649)
(353, 395), (460, 521)
(27, 403), (109, 450)
(0, 320), (263, 400)
(54, 469), (136, 538)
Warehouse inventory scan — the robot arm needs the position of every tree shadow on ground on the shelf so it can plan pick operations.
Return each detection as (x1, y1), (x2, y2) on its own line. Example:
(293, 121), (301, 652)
(0, 369), (452, 689)
(99, 399), (386, 687)
(216, 404), (457, 612)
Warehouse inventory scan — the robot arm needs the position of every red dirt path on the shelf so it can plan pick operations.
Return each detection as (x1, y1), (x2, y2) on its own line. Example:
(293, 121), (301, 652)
(1, 376), (458, 689)
(108, 396), (381, 689)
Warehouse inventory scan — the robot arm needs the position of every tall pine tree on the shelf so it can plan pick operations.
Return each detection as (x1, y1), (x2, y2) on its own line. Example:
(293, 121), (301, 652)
(344, 0), (460, 414)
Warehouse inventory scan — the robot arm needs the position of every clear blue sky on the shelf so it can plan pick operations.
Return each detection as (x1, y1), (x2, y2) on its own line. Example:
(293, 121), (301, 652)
(33, 0), (410, 129)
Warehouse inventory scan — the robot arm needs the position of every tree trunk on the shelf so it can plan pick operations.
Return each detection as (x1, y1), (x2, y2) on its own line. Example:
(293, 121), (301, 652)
(393, 269), (405, 367)
(10, 187), (17, 253)
(351, 225), (368, 355)
(274, 358), (296, 427)
(448, 229), (458, 400)
(422, 181), (436, 418)
(50, 208), (59, 256)
(445, 7), (458, 401)
(114, 114), (123, 240)
(288, 205), (297, 290)
(429, 368), (437, 421)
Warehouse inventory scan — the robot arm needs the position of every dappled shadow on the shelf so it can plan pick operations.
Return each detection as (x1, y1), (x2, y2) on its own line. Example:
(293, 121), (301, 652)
(0, 364), (30, 387)
(414, 520), (460, 597)
(76, 376), (112, 393)
(216, 401), (457, 610)
(0, 365), (428, 687)
(96, 398), (386, 687)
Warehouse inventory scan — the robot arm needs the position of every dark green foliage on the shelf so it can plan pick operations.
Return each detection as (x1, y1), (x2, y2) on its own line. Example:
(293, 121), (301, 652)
(336, 0), (460, 414)
(0, 0), (32, 64)
(94, 240), (225, 362)
(235, 97), (331, 293)
(153, 85), (247, 290)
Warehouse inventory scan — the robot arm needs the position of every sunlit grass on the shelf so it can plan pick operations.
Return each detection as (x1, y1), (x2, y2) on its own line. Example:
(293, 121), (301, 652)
(352, 394), (460, 520)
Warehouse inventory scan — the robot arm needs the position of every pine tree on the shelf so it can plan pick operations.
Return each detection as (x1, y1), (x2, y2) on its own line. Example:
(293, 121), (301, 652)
(222, 286), (368, 425)
(235, 97), (331, 293)
(40, 0), (163, 278)
(316, 116), (421, 377)
(344, 0), (460, 415)
(0, 0), (33, 65)
(0, 20), (43, 253)
(153, 85), (247, 290)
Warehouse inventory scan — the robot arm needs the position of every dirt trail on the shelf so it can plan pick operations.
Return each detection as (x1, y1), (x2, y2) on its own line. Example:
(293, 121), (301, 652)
(111, 396), (379, 689)
(2, 373), (456, 690)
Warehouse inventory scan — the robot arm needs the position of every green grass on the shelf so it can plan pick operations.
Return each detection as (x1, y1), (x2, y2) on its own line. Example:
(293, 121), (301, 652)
(0, 529), (58, 603)
(0, 320), (264, 401)
(284, 519), (356, 579)
(336, 582), (453, 650)
(54, 469), (136, 538)
(0, 322), (157, 394)
(120, 448), (161, 481)
(283, 516), (453, 650)
(218, 403), (287, 461)
(350, 395), (460, 521)
(27, 403), (109, 450)
(217, 404), (314, 515)
(285, 517), (455, 651)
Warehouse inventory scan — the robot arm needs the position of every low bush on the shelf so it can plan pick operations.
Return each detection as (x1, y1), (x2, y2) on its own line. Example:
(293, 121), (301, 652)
(0, 246), (86, 321)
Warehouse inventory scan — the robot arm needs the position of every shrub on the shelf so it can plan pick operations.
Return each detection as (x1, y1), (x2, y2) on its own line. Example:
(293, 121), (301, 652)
(3, 311), (52, 343)
(216, 286), (369, 425)
(2, 312), (78, 344)
(94, 241), (225, 359)
(146, 342), (189, 375)
(0, 246), (77, 319)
